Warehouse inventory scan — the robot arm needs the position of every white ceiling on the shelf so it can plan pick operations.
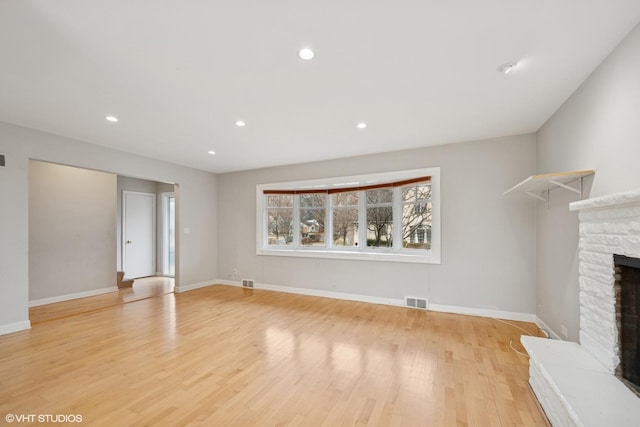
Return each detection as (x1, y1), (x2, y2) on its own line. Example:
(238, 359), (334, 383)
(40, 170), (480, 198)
(1, 1), (639, 174)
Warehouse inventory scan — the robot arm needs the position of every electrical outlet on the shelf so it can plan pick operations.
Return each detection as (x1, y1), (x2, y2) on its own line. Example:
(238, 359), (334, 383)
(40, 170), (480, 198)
(560, 325), (568, 339)
(232, 268), (238, 280)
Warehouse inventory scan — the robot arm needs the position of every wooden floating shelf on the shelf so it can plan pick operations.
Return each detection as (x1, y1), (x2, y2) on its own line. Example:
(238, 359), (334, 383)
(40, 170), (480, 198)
(504, 170), (595, 201)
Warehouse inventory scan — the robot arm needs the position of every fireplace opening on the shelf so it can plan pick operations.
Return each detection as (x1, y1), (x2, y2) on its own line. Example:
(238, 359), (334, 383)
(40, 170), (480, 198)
(614, 254), (640, 396)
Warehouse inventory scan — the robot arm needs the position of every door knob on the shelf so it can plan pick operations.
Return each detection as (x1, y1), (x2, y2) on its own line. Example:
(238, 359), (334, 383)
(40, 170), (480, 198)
(126, 240), (132, 244)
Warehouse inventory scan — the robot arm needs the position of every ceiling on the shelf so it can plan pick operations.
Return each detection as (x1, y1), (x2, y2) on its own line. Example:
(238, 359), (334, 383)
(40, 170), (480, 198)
(1, 1), (639, 174)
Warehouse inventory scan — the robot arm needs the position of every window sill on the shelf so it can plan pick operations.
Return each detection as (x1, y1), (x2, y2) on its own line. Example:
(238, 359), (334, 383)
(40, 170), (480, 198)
(257, 248), (440, 264)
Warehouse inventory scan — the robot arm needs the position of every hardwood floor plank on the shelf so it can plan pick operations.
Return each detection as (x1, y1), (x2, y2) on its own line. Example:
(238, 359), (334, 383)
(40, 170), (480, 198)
(1, 285), (549, 426)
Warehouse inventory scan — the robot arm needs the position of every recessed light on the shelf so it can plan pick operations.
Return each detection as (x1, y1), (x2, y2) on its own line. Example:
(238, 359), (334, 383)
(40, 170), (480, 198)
(105, 115), (118, 123)
(356, 122), (367, 129)
(208, 150), (216, 155)
(299, 47), (314, 61)
(497, 62), (518, 75)
(235, 120), (246, 127)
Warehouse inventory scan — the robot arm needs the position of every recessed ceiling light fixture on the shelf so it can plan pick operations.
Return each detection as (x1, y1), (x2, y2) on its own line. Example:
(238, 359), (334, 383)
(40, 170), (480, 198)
(235, 120), (246, 127)
(105, 115), (119, 122)
(356, 122), (367, 129)
(208, 150), (216, 155)
(497, 62), (518, 75)
(299, 47), (314, 61)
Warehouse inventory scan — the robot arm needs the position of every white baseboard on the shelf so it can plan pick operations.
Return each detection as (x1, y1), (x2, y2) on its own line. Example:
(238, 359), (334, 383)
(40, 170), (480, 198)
(29, 286), (118, 307)
(535, 316), (562, 340)
(215, 279), (536, 322)
(216, 279), (403, 306)
(175, 280), (216, 293)
(0, 320), (31, 336)
(428, 303), (536, 322)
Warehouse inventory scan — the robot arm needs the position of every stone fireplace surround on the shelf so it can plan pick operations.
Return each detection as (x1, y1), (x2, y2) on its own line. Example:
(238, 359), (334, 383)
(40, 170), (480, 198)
(522, 189), (640, 426)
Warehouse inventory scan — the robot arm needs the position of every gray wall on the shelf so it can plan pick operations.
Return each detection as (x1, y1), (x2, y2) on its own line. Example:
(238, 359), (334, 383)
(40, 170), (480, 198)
(0, 121), (218, 332)
(29, 161), (117, 300)
(218, 134), (537, 314)
(536, 23), (640, 340)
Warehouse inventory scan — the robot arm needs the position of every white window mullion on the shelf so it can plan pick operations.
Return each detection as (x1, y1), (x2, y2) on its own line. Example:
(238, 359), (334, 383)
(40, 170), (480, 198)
(393, 187), (402, 252)
(261, 193), (267, 248)
(293, 195), (301, 248)
(358, 190), (367, 250)
(264, 197), (270, 247)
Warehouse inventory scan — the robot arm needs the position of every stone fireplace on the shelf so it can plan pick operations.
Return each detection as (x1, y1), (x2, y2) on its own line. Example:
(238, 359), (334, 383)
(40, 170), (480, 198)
(522, 189), (640, 426)
(570, 190), (640, 373)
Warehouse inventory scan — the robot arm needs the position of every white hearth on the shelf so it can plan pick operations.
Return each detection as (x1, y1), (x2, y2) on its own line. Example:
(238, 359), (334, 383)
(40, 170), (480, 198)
(523, 189), (640, 427)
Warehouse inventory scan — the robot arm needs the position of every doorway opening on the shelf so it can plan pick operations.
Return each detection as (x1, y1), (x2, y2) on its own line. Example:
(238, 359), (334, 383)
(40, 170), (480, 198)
(117, 176), (176, 295)
(27, 162), (179, 324)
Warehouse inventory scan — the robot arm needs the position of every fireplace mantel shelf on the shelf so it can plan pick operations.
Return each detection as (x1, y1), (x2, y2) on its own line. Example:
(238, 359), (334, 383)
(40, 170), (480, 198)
(503, 170), (594, 201)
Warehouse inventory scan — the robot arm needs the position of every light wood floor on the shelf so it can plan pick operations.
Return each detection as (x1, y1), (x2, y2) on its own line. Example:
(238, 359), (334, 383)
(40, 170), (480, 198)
(2, 285), (549, 426)
(29, 276), (175, 324)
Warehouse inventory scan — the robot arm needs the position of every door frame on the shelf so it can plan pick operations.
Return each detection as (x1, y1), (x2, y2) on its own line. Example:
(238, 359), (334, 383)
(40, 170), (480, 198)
(122, 190), (156, 277)
(160, 191), (175, 277)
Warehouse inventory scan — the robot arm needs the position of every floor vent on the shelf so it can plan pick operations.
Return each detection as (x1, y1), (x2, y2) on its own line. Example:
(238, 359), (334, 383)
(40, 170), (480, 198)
(242, 279), (254, 288)
(405, 296), (428, 310)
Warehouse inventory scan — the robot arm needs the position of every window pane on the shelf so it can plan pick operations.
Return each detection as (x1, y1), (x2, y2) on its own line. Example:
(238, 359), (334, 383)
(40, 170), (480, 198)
(366, 188), (393, 205)
(333, 208), (359, 247)
(267, 194), (293, 208)
(300, 193), (326, 246)
(367, 206), (393, 247)
(332, 191), (358, 207)
(267, 209), (293, 246)
(332, 192), (359, 247)
(300, 208), (325, 246)
(402, 183), (431, 203)
(300, 193), (325, 208)
(402, 182), (432, 250)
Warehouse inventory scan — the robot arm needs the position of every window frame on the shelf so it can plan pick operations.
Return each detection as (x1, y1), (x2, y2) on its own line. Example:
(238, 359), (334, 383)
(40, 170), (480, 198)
(256, 167), (441, 264)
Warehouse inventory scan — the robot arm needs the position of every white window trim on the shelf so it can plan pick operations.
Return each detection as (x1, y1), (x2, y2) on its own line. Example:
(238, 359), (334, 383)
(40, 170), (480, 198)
(256, 167), (441, 264)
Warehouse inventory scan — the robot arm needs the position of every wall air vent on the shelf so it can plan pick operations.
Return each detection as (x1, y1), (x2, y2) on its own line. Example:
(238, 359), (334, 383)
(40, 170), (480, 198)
(242, 279), (254, 288)
(405, 296), (428, 310)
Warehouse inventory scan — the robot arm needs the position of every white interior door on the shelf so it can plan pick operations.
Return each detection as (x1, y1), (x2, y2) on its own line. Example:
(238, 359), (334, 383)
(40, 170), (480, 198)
(123, 191), (155, 278)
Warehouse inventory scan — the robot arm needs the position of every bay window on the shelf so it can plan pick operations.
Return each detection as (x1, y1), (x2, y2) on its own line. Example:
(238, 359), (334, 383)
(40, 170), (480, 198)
(257, 167), (440, 264)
